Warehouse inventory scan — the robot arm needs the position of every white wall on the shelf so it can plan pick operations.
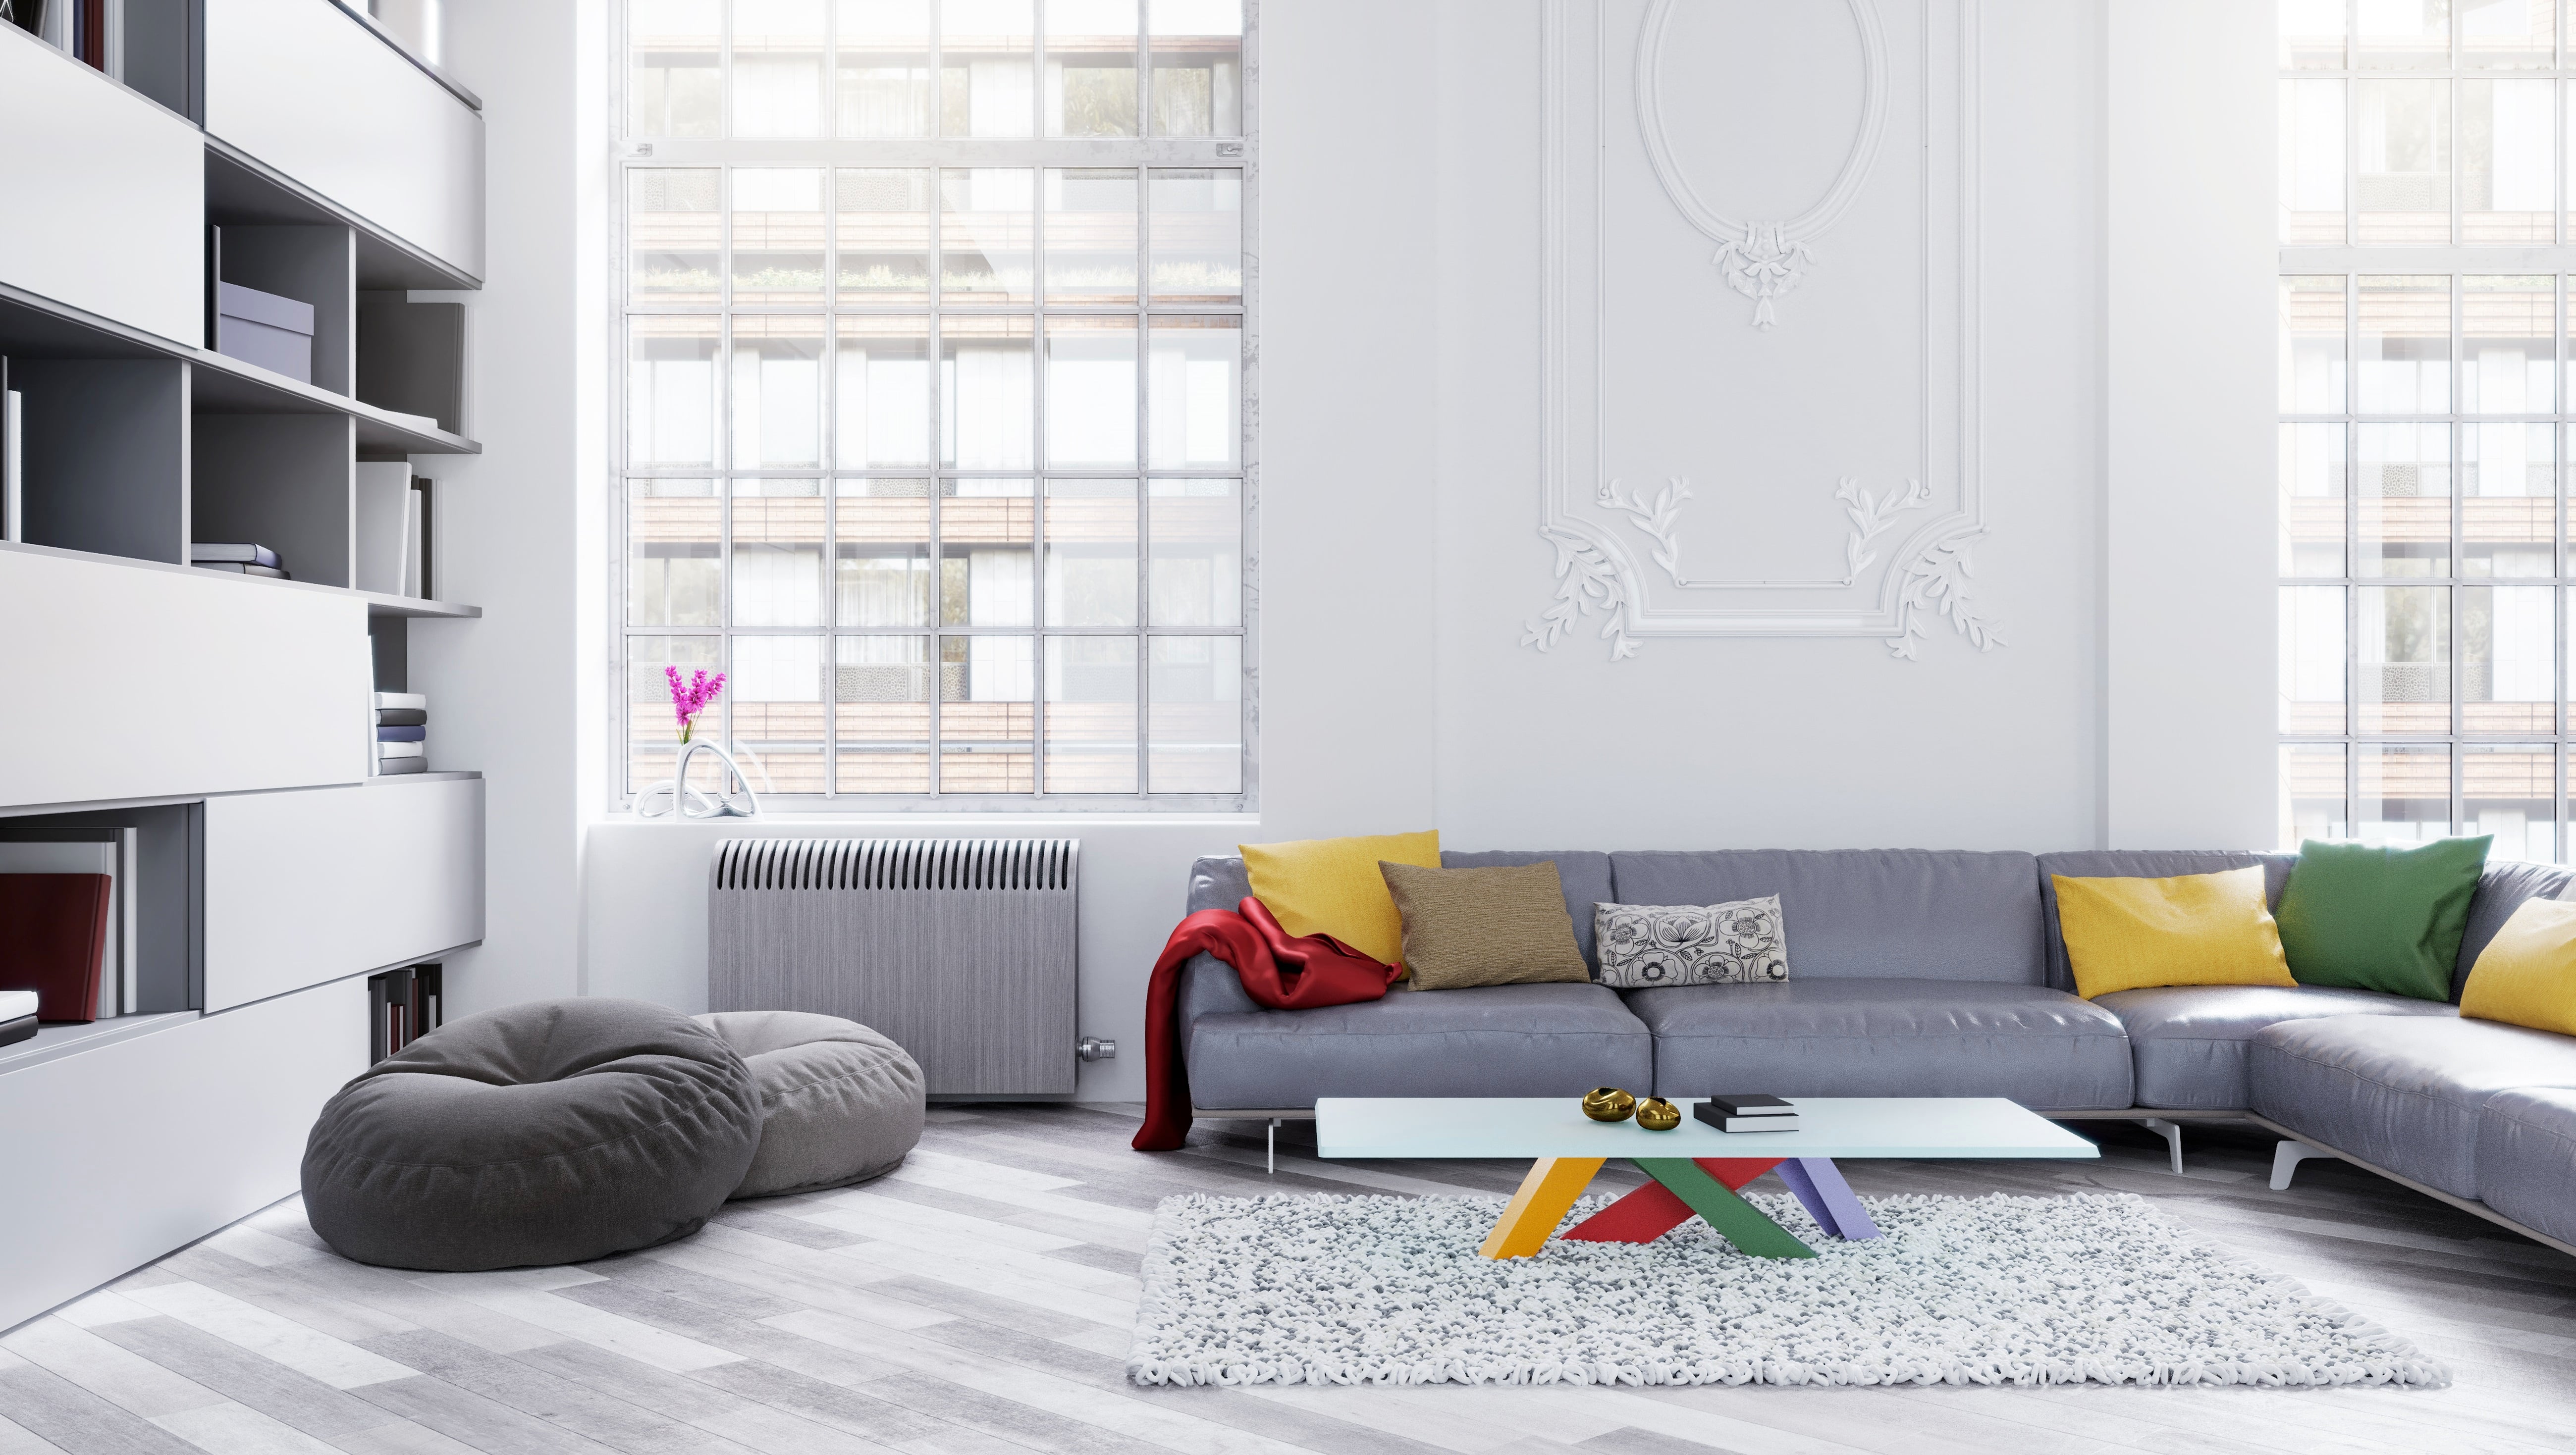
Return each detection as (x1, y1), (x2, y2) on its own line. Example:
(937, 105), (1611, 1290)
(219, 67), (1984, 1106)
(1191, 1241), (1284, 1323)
(542, 2), (2272, 1104)
(2103, 0), (2278, 850)
(409, 0), (607, 1018)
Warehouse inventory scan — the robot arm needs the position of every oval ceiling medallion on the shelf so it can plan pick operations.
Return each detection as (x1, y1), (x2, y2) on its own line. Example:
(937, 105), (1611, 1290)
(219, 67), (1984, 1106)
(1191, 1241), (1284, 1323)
(1634, 0), (1888, 330)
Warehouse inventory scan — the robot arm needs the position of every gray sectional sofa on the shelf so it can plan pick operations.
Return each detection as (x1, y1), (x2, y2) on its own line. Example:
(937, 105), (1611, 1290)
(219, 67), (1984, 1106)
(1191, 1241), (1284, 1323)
(1176, 847), (2576, 1253)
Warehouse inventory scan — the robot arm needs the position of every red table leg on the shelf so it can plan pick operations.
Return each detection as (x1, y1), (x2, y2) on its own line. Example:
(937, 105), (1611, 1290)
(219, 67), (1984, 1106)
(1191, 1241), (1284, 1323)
(1561, 1157), (1781, 1243)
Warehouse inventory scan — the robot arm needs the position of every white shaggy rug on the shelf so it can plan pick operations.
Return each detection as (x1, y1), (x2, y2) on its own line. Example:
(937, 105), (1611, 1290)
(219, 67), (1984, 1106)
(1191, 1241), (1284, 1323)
(1127, 1190), (2449, 1390)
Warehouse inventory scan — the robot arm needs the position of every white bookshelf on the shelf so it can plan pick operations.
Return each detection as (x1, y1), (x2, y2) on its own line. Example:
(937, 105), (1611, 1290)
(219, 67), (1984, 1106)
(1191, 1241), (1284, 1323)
(0, 2), (487, 1332)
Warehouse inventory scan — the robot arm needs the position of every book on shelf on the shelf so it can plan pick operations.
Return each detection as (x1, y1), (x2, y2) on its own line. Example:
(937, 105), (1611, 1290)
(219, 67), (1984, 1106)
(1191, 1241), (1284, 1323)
(193, 562), (290, 579)
(376, 708), (429, 727)
(373, 757), (429, 777)
(190, 543), (281, 568)
(0, 873), (110, 1022)
(375, 740), (425, 760)
(375, 691), (428, 711)
(0, 828), (135, 1018)
(3, 383), (21, 546)
(405, 479), (426, 597)
(376, 726), (427, 743)
(0, 988), (35, 1049)
(354, 464), (413, 596)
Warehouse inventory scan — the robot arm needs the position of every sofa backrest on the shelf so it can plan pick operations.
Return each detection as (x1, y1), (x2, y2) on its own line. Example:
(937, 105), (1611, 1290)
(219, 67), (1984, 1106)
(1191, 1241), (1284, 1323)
(2456, 860), (2576, 1000)
(1441, 850), (1616, 973)
(2034, 850), (2296, 993)
(1606, 849), (2047, 984)
(1183, 851), (1617, 974)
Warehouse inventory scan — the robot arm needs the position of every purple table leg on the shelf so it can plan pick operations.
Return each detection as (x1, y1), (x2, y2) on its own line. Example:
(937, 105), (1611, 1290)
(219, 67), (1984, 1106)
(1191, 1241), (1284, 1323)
(1774, 1157), (1882, 1241)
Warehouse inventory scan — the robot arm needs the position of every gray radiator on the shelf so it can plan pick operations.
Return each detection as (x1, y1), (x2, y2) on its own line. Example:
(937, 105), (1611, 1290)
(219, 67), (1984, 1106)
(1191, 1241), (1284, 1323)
(709, 838), (1079, 1095)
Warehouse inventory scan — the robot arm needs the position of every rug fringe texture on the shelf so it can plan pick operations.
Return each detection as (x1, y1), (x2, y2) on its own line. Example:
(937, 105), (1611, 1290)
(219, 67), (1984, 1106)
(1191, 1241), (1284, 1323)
(1125, 1190), (2451, 1390)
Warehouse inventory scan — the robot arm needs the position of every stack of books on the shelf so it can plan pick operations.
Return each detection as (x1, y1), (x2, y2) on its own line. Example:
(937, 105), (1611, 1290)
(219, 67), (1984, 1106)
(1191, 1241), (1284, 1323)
(192, 543), (289, 579)
(375, 691), (428, 776)
(1694, 1093), (1800, 1133)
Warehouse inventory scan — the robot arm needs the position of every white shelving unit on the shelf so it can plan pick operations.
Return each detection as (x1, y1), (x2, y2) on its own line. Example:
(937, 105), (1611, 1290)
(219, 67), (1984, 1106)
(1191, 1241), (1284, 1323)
(0, 2), (487, 1333)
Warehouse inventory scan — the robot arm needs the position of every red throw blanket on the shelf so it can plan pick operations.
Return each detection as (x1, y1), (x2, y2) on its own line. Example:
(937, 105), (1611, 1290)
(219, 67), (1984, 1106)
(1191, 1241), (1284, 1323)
(1131, 897), (1401, 1151)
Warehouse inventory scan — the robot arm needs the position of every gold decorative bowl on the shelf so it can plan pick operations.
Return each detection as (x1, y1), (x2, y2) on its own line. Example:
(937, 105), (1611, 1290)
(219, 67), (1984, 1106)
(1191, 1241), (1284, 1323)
(1635, 1097), (1682, 1132)
(1580, 1087), (1637, 1122)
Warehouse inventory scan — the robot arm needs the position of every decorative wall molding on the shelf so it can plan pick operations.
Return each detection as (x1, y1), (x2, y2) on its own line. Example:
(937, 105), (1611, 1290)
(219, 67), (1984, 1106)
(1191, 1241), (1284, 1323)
(1526, 0), (1995, 663)
(1635, 0), (1888, 332)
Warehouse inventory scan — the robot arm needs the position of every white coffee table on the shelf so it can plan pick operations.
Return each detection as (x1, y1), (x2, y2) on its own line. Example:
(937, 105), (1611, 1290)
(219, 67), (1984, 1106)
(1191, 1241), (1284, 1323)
(1316, 1096), (2098, 1259)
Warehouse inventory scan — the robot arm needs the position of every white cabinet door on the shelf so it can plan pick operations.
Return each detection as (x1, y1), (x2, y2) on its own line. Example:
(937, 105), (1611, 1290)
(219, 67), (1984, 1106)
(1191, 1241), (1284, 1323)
(0, 550), (371, 808)
(0, 980), (369, 1332)
(0, 28), (205, 344)
(204, 777), (485, 1012)
(204, 0), (485, 280)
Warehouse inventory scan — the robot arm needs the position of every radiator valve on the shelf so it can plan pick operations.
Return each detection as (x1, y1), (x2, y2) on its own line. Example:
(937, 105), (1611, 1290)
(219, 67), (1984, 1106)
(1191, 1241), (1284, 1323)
(1077, 1036), (1117, 1061)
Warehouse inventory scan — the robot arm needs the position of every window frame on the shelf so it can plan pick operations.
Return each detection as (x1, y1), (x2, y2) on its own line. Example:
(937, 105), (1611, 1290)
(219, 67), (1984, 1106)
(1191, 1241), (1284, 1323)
(2278, 0), (2575, 860)
(609, 0), (1260, 813)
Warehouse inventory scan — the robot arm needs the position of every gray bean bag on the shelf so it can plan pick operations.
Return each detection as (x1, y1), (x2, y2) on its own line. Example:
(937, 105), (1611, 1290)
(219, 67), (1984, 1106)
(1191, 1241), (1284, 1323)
(697, 1011), (925, 1198)
(301, 999), (762, 1271)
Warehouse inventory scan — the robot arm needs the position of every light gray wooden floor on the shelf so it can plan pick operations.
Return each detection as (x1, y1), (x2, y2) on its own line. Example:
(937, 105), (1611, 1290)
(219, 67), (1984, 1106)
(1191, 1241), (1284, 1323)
(4, 1105), (2574, 1455)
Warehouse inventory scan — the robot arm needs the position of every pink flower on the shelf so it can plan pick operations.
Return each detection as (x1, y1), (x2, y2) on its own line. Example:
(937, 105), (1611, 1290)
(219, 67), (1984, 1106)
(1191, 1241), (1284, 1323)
(666, 665), (727, 744)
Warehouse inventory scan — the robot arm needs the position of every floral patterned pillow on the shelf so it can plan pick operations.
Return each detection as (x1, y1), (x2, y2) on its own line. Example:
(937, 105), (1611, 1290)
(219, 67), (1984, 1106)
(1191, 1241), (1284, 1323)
(1591, 897), (1789, 988)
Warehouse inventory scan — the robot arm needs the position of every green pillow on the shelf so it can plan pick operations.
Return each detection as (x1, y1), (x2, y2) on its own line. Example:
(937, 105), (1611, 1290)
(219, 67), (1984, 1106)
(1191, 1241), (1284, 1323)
(2275, 837), (2491, 1001)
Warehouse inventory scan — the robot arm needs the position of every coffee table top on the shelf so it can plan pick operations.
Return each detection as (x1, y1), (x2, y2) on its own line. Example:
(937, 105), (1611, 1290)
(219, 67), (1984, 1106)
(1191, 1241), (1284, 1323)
(1315, 1097), (2099, 1161)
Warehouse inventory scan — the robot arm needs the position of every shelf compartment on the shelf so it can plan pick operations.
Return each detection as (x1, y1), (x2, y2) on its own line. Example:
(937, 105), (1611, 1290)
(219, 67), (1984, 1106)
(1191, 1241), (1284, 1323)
(194, 413), (357, 588)
(6, 357), (187, 564)
(0, 280), (482, 456)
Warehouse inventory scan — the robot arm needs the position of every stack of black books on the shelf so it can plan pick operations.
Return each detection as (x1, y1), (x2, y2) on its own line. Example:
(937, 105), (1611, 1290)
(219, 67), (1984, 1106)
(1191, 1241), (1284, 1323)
(375, 692), (427, 776)
(191, 543), (288, 579)
(1695, 1094), (1799, 1133)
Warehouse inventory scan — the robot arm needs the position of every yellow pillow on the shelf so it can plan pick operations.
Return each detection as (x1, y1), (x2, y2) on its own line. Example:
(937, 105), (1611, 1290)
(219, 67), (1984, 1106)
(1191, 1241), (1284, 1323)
(1239, 831), (1441, 967)
(2052, 866), (2298, 999)
(2462, 898), (2576, 1037)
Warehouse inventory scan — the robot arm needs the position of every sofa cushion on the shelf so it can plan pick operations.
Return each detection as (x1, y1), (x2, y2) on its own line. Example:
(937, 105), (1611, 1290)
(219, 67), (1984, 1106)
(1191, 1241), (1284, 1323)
(1608, 850), (2047, 984)
(2476, 1087), (2576, 1246)
(1443, 850), (1617, 972)
(2036, 852), (2297, 994)
(1625, 978), (2133, 1107)
(2093, 984), (2456, 1110)
(1185, 851), (1619, 973)
(2453, 859), (2576, 1000)
(1184, 983), (1653, 1109)
(2249, 1015), (2576, 1196)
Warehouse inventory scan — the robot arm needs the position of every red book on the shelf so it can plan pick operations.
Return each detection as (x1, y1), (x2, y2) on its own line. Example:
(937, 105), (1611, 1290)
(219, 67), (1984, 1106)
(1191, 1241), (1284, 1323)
(0, 874), (111, 1023)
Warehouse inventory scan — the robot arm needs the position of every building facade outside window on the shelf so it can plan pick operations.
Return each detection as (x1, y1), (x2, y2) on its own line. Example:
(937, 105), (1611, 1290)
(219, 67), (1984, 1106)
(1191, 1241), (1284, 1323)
(2278, 0), (2575, 861)
(616, 0), (1255, 809)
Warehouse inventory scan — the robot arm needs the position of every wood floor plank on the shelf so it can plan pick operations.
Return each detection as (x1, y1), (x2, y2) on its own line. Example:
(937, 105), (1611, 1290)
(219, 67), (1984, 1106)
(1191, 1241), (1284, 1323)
(0, 1363), (216, 1455)
(0, 1320), (230, 1422)
(153, 1400), (359, 1455)
(88, 1318), (404, 1443)
(115, 1286), (417, 1392)
(350, 1331), (760, 1455)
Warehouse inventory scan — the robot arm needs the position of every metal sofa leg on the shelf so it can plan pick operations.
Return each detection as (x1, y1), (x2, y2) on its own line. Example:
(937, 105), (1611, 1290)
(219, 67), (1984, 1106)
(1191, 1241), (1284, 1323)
(2140, 1117), (2184, 1174)
(1268, 1118), (1280, 1175)
(2271, 1139), (2337, 1191)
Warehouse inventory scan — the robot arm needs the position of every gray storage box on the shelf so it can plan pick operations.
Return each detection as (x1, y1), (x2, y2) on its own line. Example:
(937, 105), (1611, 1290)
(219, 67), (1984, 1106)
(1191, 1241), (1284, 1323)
(215, 282), (317, 384)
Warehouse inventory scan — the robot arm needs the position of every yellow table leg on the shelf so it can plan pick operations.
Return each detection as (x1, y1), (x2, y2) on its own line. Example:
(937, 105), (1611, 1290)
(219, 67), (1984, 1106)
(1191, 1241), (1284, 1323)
(1477, 1157), (1607, 1259)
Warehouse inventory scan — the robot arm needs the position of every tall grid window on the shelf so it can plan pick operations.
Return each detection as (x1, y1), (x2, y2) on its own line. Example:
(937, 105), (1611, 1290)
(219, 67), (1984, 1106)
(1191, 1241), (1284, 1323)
(617, 0), (1255, 808)
(2279, 0), (2576, 861)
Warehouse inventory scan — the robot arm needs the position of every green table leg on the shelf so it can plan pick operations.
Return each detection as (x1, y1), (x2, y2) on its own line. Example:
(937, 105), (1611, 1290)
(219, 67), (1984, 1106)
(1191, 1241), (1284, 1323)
(1631, 1158), (1817, 1259)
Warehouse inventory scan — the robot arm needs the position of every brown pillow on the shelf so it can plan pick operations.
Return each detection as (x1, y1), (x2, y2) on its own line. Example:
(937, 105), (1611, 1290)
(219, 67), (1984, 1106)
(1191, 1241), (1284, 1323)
(1377, 860), (1591, 991)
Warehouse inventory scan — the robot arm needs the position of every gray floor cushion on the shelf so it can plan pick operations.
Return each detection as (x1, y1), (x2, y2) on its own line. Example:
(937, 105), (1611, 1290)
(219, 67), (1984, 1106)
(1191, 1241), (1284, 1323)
(302, 999), (762, 1271)
(2093, 984), (2456, 1110)
(697, 1011), (925, 1197)
(2249, 1016), (2576, 1197)
(1186, 983), (1653, 1109)
(2476, 1087), (2576, 1245)
(1626, 978), (2135, 1106)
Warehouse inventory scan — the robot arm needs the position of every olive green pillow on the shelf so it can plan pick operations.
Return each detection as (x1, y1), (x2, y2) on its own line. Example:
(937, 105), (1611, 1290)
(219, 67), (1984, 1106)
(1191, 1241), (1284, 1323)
(1377, 860), (1591, 991)
(2274, 837), (2491, 1002)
